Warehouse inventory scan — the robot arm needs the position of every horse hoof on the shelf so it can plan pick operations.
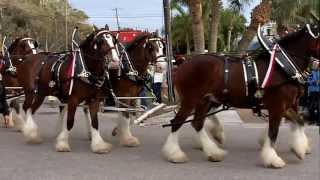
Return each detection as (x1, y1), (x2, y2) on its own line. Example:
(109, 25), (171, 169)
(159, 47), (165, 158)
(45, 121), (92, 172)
(291, 148), (306, 160)
(261, 147), (286, 168)
(207, 150), (227, 162)
(26, 137), (42, 144)
(267, 158), (286, 169)
(163, 148), (189, 163)
(55, 142), (71, 152)
(24, 132), (42, 144)
(167, 152), (189, 163)
(91, 142), (112, 154)
(120, 136), (140, 147)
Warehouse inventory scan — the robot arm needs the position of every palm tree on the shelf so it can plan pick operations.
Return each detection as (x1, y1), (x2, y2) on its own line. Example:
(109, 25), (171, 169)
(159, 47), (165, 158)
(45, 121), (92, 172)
(237, 0), (272, 52)
(272, 0), (320, 30)
(188, 0), (205, 53)
(208, 0), (221, 53)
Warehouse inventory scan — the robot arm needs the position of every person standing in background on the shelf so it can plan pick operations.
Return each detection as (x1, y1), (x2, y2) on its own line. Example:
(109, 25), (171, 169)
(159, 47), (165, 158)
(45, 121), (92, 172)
(307, 60), (320, 125)
(0, 54), (11, 128)
(152, 62), (164, 104)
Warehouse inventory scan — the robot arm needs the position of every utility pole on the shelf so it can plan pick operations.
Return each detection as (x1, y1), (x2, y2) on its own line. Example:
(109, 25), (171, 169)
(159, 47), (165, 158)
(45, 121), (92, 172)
(0, 7), (3, 44)
(65, 0), (68, 50)
(163, 0), (175, 104)
(112, 8), (121, 30)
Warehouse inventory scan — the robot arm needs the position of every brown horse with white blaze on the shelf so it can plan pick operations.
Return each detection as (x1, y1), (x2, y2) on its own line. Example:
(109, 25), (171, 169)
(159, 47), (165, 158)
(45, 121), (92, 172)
(162, 24), (320, 168)
(1, 37), (38, 129)
(16, 28), (120, 153)
(102, 33), (165, 147)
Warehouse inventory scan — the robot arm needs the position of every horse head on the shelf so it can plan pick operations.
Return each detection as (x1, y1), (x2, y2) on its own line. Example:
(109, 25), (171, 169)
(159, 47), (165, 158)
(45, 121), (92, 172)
(277, 23), (320, 71)
(143, 33), (166, 65)
(81, 27), (120, 72)
(8, 37), (38, 57)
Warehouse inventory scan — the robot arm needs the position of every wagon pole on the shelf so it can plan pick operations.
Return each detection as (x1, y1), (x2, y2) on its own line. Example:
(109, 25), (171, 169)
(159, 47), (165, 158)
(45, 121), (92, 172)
(163, 0), (175, 104)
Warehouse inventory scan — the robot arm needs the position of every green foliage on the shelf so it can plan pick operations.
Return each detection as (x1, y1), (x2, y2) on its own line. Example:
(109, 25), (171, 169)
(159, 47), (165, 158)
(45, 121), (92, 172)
(171, 0), (247, 53)
(272, 0), (320, 26)
(0, 0), (92, 51)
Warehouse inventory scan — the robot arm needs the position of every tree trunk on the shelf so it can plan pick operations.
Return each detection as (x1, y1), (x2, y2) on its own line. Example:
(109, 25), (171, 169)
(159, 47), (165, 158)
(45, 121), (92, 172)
(208, 0), (221, 53)
(188, 0), (205, 54)
(237, 0), (272, 52)
(186, 34), (191, 55)
(227, 26), (232, 52)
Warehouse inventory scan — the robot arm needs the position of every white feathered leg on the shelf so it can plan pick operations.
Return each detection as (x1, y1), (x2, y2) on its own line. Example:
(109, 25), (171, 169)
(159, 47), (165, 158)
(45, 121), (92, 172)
(197, 127), (227, 162)
(22, 109), (42, 144)
(90, 127), (112, 154)
(55, 106), (71, 152)
(290, 123), (311, 159)
(118, 113), (140, 147)
(11, 106), (25, 131)
(83, 108), (92, 140)
(261, 136), (286, 168)
(162, 130), (189, 163)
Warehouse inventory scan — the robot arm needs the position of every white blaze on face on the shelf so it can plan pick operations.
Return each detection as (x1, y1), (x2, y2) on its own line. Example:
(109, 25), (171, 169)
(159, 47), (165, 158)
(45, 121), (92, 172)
(155, 40), (164, 58)
(104, 34), (120, 63)
(27, 40), (37, 54)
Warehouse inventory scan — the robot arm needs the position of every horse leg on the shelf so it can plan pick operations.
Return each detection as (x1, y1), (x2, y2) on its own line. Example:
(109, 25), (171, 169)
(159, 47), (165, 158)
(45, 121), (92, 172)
(193, 116), (225, 149)
(56, 105), (67, 136)
(55, 98), (80, 152)
(162, 101), (194, 163)
(205, 116), (225, 145)
(117, 112), (140, 147)
(89, 100), (112, 154)
(285, 109), (311, 159)
(22, 94), (42, 144)
(9, 100), (24, 131)
(192, 100), (227, 162)
(261, 108), (286, 168)
(83, 107), (92, 140)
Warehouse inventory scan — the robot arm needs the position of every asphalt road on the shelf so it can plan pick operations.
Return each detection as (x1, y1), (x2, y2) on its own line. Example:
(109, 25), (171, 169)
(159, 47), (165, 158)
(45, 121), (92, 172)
(0, 107), (319, 180)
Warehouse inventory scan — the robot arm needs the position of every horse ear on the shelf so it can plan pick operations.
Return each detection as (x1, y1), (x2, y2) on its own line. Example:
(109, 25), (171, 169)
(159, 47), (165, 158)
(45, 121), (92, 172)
(93, 25), (98, 32)
(34, 41), (39, 48)
(105, 24), (109, 30)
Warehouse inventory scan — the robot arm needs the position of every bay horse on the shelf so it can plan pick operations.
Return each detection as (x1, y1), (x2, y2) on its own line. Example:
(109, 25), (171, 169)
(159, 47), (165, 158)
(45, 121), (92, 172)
(16, 27), (120, 154)
(90, 33), (165, 147)
(1, 37), (38, 129)
(162, 24), (320, 168)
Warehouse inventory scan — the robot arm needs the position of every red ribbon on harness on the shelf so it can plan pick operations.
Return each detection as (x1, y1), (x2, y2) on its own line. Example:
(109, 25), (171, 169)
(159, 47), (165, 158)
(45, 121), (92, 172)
(262, 44), (278, 88)
(67, 53), (76, 95)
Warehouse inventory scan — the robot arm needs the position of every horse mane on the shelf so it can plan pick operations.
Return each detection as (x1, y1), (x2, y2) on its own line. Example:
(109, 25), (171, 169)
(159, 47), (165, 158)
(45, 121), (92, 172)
(125, 33), (151, 51)
(79, 32), (95, 49)
(277, 27), (307, 45)
(8, 38), (23, 53)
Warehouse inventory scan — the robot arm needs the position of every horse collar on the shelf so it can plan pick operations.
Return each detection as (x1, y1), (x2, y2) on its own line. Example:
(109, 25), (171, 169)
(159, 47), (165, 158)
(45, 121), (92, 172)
(306, 24), (320, 39)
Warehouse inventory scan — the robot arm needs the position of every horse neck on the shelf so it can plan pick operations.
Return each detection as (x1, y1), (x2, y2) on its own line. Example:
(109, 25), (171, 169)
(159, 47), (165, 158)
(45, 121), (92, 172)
(10, 48), (29, 65)
(81, 48), (105, 76)
(128, 45), (150, 74)
(279, 35), (312, 71)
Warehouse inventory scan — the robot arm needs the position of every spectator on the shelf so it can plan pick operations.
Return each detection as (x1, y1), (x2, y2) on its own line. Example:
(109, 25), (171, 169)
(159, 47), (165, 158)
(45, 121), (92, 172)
(307, 60), (320, 125)
(0, 73), (11, 128)
(152, 62), (164, 104)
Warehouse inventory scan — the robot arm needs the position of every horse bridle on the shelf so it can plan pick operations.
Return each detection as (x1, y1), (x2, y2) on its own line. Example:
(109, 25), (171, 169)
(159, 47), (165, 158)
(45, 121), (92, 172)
(1, 37), (38, 74)
(20, 37), (38, 55)
(93, 30), (117, 54)
(277, 24), (320, 82)
(145, 37), (166, 65)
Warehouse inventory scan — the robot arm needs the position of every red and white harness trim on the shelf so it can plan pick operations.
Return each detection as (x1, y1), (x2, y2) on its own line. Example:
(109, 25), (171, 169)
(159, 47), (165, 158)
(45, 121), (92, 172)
(261, 44), (278, 88)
